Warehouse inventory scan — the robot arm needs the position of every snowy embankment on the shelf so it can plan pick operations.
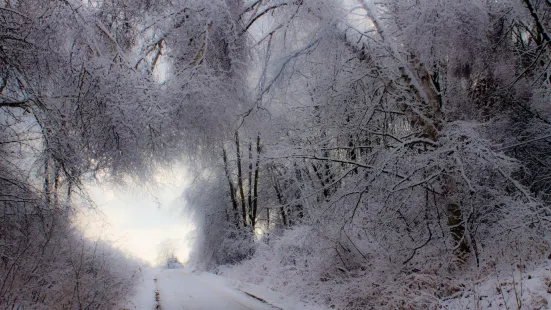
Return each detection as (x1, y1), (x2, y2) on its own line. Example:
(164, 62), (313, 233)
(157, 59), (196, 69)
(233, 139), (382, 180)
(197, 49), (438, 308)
(119, 263), (551, 309)
(441, 264), (551, 309)
(120, 267), (158, 310)
(219, 258), (551, 309)
(120, 267), (325, 309)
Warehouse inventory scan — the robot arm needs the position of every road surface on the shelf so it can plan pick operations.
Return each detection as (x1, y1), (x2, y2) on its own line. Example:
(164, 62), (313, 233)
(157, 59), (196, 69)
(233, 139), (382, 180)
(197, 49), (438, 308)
(123, 268), (279, 310)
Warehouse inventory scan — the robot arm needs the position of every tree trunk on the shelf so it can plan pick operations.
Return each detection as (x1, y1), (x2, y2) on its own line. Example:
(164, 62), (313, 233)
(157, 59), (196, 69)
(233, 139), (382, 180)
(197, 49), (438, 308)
(65, 180), (73, 218)
(310, 162), (327, 201)
(523, 0), (551, 48)
(235, 131), (248, 227)
(266, 207), (270, 231)
(447, 203), (470, 264)
(248, 141), (253, 227)
(223, 148), (239, 227)
(53, 164), (60, 207)
(43, 157), (51, 206)
(270, 165), (288, 226)
(252, 135), (261, 228)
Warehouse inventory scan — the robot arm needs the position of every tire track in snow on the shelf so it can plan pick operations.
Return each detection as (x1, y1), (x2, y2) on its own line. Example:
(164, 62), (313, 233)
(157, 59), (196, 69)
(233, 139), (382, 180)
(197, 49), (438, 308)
(154, 276), (161, 309)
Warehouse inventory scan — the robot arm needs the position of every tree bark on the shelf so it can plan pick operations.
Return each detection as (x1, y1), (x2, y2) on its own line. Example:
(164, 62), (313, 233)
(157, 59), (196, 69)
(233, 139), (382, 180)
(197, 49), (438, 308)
(235, 131), (248, 227)
(53, 164), (60, 207)
(43, 157), (51, 206)
(447, 203), (470, 263)
(523, 0), (551, 47)
(270, 165), (287, 226)
(252, 135), (261, 228)
(248, 141), (253, 227)
(223, 148), (239, 227)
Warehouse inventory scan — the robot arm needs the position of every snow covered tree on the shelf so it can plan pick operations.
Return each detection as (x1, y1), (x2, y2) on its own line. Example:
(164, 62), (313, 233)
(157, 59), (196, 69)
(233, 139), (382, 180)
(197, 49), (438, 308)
(4, 0), (551, 308)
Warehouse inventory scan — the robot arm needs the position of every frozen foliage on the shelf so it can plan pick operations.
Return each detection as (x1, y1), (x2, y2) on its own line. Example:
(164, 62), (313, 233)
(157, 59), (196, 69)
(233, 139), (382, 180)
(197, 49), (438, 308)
(4, 0), (551, 308)
(184, 0), (551, 309)
(0, 164), (140, 309)
(0, 102), (141, 308)
(184, 168), (258, 269)
(0, 1), (184, 308)
(217, 227), (551, 309)
(156, 239), (184, 269)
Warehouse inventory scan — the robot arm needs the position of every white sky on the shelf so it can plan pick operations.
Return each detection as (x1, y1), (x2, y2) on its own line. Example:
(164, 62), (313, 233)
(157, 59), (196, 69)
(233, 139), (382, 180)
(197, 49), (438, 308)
(77, 166), (194, 266)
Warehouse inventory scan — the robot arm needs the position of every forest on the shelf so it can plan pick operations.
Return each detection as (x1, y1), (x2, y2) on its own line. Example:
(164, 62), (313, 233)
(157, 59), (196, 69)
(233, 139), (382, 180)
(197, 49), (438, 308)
(2, 0), (551, 309)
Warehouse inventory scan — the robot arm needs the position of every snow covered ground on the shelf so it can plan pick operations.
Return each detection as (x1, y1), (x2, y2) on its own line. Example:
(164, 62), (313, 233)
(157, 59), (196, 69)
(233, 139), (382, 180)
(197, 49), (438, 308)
(441, 264), (551, 309)
(120, 267), (325, 310)
(119, 263), (551, 309)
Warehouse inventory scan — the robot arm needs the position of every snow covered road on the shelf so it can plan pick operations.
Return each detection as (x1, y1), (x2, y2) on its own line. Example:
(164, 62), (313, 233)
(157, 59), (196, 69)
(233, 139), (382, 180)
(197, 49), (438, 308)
(123, 268), (279, 310)
(156, 269), (277, 310)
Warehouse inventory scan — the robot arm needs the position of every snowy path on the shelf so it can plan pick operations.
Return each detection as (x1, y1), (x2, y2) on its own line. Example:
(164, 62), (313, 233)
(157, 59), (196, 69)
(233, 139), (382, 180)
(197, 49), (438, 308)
(156, 269), (277, 310)
(123, 268), (279, 310)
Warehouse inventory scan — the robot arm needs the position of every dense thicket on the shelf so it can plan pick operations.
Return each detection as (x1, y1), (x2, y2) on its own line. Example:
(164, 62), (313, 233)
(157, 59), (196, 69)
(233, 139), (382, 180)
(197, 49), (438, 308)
(186, 0), (551, 308)
(0, 0), (175, 308)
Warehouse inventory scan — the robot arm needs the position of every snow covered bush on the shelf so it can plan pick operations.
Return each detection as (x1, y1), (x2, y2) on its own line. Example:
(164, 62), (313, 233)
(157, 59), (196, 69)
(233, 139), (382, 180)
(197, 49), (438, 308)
(0, 165), (140, 309)
(185, 0), (551, 308)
